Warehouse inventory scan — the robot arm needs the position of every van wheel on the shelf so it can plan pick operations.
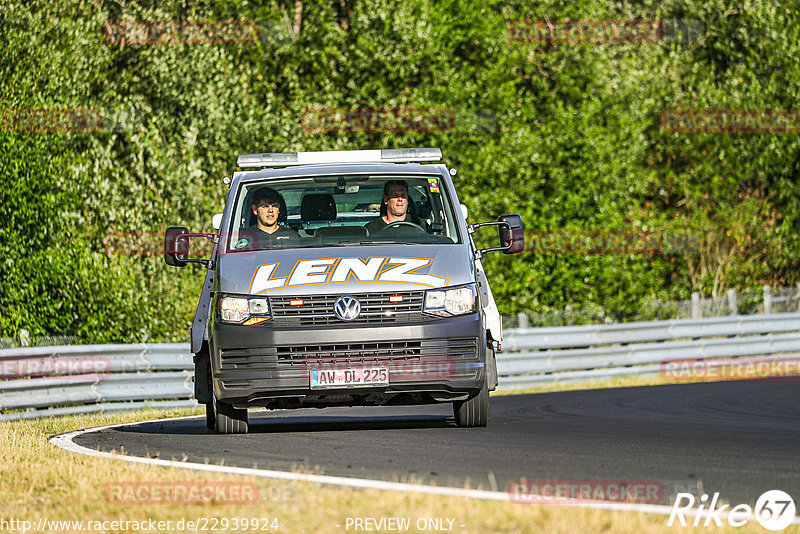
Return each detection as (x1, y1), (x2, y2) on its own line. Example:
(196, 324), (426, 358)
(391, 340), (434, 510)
(486, 344), (499, 391)
(205, 400), (215, 430)
(205, 365), (215, 430)
(453, 380), (489, 427)
(213, 396), (248, 434)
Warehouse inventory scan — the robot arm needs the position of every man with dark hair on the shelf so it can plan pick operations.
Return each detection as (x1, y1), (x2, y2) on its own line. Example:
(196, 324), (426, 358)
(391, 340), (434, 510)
(365, 179), (421, 235)
(245, 187), (297, 246)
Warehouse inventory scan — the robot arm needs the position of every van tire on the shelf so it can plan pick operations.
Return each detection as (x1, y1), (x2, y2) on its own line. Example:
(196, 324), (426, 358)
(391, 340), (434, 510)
(486, 344), (499, 391)
(213, 396), (248, 434)
(453, 381), (489, 427)
(205, 400), (215, 430)
(204, 364), (215, 430)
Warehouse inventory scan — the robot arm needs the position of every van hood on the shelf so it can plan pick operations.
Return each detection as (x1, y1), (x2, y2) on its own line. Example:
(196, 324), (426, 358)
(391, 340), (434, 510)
(216, 244), (474, 295)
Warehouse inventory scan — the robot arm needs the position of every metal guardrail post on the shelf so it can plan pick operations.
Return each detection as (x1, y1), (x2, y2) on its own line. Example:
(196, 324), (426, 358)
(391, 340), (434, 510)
(797, 284), (800, 313)
(691, 292), (701, 318)
(727, 288), (738, 316)
(763, 285), (772, 315)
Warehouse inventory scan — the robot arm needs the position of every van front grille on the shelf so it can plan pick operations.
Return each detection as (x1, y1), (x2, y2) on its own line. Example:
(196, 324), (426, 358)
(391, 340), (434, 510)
(269, 291), (425, 326)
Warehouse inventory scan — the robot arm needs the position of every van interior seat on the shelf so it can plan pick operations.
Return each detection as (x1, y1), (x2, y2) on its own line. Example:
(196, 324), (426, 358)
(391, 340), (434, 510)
(300, 193), (367, 239)
(316, 225), (367, 238)
(301, 193), (337, 222)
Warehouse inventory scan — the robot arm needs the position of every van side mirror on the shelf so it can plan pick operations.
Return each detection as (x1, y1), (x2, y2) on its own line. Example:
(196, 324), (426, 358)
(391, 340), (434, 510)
(468, 214), (525, 259)
(164, 226), (189, 267)
(164, 227), (218, 268)
(498, 214), (525, 254)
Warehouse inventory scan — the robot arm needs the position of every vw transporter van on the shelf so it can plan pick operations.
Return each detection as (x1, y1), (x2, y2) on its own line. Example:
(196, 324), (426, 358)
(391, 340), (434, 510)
(164, 148), (524, 433)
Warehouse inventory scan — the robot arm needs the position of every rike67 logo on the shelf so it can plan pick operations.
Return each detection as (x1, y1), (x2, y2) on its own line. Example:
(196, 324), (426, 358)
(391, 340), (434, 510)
(669, 490), (796, 530)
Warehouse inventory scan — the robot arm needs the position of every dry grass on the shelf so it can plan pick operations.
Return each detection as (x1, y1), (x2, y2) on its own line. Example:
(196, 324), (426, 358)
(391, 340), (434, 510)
(1, 403), (792, 533)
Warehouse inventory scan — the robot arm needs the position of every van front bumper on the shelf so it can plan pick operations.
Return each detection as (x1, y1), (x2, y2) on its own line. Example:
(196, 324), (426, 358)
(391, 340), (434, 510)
(209, 313), (486, 409)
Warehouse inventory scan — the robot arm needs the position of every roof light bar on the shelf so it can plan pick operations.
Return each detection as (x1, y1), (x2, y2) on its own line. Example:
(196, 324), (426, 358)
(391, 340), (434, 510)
(381, 148), (441, 161)
(237, 152), (298, 167)
(236, 148), (442, 168)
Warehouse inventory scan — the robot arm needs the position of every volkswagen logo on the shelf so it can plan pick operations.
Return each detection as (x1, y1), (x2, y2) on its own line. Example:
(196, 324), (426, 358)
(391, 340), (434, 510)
(333, 295), (361, 321)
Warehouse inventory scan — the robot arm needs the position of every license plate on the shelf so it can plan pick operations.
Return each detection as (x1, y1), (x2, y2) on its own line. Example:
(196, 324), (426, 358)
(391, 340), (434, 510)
(309, 366), (389, 389)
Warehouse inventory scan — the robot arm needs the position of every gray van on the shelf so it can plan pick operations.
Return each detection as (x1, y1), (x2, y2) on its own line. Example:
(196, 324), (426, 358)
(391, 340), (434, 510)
(165, 148), (524, 433)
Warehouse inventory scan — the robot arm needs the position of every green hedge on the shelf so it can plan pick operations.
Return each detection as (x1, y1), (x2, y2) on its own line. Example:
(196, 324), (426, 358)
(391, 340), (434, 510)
(1, 0), (798, 342)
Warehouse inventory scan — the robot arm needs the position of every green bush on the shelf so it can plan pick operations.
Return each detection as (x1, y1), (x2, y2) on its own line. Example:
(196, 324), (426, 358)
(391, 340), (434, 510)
(1, 0), (798, 341)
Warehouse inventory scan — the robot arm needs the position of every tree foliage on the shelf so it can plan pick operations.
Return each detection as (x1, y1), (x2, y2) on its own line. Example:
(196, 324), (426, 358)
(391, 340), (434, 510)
(1, 0), (798, 341)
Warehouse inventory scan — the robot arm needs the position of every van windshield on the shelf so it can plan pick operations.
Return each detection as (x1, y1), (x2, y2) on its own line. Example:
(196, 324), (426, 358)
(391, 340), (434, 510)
(226, 174), (462, 251)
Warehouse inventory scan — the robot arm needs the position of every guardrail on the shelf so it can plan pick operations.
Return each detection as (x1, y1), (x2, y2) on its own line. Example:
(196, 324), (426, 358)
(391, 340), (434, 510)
(498, 312), (800, 390)
(0, 344), (196, 421)
(3, 313), (800, 420)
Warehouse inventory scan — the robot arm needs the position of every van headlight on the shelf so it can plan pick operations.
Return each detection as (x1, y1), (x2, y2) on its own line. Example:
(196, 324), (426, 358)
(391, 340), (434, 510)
(423, 284), (477, 317)
(219, 296), (270, 324)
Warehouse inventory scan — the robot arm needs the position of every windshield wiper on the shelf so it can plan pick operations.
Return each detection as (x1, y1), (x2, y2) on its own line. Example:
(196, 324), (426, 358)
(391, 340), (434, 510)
(307, 241), (416, 246)
(227, 241), (423, 251)
(358, 241), (415, 245)
(228, 243), (323, 251)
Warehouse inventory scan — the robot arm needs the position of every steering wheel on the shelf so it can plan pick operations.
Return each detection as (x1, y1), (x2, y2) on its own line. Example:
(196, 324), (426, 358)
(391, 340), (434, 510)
(379, 221), (426, 232)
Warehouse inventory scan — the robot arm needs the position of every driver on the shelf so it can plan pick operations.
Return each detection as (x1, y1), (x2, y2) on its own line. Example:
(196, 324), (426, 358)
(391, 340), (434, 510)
(365, 180), (419, 235)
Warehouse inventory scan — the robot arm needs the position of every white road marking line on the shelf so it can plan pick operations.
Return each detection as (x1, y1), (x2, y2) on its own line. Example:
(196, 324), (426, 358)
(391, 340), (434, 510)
(48, 415), (799, 524)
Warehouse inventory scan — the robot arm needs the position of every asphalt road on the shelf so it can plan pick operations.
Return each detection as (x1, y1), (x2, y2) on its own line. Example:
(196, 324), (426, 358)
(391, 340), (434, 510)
(74, 380), (800, 505)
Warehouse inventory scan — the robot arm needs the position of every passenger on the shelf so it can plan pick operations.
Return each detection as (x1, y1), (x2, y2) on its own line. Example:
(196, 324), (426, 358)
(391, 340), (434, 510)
(245, 187), (298, 245)
(365, 180), (424, 234)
